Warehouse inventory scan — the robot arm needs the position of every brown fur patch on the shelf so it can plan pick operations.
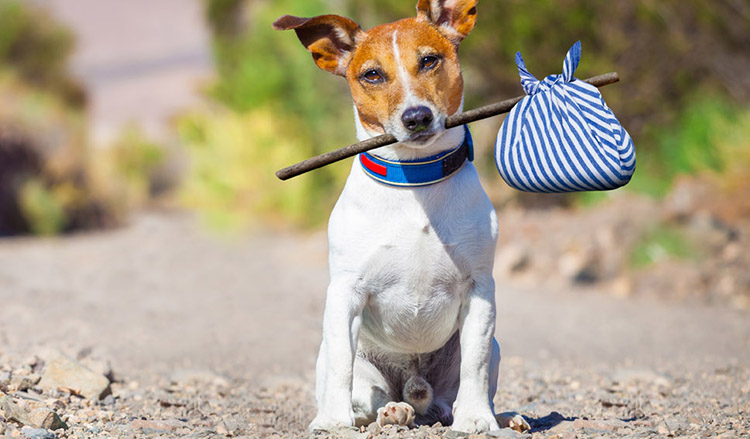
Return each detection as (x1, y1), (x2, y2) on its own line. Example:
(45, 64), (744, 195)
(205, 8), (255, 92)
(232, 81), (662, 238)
(346, 18), (464, 132)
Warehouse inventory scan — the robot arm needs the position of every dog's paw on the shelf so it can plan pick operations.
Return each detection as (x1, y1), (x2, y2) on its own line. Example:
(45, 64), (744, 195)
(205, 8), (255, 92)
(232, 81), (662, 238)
(496, 412), (531, 432)
(376, 402), (416, 427)
(308, 411), (355, 432)
(452, 409), (500, 433)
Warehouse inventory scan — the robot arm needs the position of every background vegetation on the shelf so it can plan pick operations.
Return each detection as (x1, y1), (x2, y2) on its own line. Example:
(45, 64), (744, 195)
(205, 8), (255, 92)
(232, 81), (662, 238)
(0, 0), (748, 235)
(182, 0), (750, 229)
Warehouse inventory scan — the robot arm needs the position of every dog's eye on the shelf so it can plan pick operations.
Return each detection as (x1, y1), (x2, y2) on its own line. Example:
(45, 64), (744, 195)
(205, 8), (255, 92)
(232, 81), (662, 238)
(362, 69), (384, 84)
(419, 55), (440, 71)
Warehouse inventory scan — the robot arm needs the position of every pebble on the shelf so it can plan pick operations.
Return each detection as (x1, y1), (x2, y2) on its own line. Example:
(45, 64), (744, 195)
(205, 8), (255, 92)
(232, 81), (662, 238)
(366, 422), (381, 435)
(27, 409), (67, 431)
(1, 395), (32, 427)
(486, 429), (524, 438)
(37, 351), (111, 401)
(572, 419), (626, 431)
(19, 427), (55, 439)
(2, 346), (749, 439)
(131, 419), (189, 432)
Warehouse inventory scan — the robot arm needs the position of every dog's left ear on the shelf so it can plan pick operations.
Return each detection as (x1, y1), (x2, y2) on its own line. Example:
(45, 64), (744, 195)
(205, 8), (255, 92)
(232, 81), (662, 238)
(416, 0), (478, 43)
(273, 14), (362, 76)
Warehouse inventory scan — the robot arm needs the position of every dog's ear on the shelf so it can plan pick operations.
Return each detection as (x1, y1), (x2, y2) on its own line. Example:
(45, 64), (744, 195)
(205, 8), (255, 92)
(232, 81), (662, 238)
(416, 0), (478, 43)
(273, 14), (363, 76)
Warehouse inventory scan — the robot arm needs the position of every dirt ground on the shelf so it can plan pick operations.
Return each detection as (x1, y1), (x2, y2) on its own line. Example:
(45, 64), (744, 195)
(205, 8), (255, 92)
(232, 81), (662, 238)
(0, 211), (748, 438)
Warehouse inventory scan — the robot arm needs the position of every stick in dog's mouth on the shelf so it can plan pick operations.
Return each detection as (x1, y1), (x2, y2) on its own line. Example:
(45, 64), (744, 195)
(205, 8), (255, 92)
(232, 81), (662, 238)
(275, 71), (620, 181)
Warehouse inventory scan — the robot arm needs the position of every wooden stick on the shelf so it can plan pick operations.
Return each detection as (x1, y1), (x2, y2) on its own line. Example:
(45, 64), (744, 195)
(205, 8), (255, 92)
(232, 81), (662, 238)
(276, 72), (620, 180)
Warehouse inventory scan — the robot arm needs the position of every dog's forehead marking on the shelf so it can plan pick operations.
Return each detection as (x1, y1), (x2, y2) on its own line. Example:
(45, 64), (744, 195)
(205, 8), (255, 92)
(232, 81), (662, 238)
(391, 30), (415, 105)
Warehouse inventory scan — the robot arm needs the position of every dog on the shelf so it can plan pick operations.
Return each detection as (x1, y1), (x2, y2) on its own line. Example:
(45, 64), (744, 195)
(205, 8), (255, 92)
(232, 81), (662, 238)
(274, 0), (529, 434)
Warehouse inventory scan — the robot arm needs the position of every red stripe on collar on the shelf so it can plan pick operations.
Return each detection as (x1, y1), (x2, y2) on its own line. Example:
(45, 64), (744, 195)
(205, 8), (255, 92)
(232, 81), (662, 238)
(360, 153), (387, 176)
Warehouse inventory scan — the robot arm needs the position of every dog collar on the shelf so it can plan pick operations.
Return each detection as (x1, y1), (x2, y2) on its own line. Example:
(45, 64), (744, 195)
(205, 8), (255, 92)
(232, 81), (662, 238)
(359, 126), (474, 187)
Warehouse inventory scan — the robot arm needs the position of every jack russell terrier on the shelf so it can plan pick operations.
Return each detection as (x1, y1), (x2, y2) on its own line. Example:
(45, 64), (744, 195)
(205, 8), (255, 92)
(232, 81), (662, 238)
(274, 0), (529, 434)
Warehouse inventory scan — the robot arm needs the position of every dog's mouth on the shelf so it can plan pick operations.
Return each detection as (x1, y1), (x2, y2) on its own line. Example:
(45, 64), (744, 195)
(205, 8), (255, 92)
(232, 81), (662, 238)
(406, 130), (438, 144)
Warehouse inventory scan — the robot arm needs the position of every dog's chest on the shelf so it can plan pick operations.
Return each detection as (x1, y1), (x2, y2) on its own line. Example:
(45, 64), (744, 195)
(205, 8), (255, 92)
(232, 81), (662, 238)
(357, 221), (470, 353)
(328, 163), (497, 353)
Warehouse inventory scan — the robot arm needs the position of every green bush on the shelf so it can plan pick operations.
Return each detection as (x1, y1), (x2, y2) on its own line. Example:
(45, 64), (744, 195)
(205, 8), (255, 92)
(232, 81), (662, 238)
(629, 224), (701, 268)
(187, 0), (750, 228)
(0, 0), (84, 107)
(628, 97), (750, 197)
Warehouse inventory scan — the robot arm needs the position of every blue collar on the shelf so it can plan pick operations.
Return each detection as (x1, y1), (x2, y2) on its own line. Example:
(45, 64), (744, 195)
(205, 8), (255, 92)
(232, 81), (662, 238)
(359, 126), (474, 187)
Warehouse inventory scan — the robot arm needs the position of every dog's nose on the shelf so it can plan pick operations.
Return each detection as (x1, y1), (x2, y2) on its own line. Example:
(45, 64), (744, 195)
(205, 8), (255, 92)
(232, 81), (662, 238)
(401, 106), (434, 132)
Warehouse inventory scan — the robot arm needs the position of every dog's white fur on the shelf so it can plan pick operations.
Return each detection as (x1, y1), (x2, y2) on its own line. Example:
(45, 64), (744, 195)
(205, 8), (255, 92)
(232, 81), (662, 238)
(310, 103), (502, 432)
(274, 2), (513, 434)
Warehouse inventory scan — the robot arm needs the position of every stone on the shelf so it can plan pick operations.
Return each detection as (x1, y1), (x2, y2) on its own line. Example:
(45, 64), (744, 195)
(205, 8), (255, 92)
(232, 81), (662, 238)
(37, 351), (111, 400)
(611, 369), (672, 387)
(572, 419), (626, 431)
(27, 409), (66, 431)
(1, 396), (32, 427)
(9, 375), (39, 393)
(496, 245), (530, 274)
(547, 421), (575, 433)
(0, 373), (10, 392)
(487, 429), (523, 438)
(19, 427), (55, 439)
(215, 421), (229, 435)
(131, 419), (189, 432)
(366, 422), (381, 435)
(558, 247), (599, 284)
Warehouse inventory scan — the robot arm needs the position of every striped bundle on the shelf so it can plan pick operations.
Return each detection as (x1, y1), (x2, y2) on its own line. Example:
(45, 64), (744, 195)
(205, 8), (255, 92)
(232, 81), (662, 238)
(495, 41), (635, 192)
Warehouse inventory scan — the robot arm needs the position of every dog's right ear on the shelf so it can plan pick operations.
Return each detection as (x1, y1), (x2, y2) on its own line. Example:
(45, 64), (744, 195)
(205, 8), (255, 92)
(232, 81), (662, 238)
(273, 14), (362, 77)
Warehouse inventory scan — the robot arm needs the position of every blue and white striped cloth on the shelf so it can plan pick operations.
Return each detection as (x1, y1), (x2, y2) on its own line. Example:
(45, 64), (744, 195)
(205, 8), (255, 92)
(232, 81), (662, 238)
(495, 41), (635, 192)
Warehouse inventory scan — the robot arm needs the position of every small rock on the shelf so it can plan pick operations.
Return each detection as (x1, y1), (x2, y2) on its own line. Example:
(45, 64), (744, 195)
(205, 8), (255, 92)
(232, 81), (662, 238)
(19, 427), (55, 439)
(558, 247), (599, 284)
(0, 373), (10, 391)
(131, 419), (189, 432)
(496, 245), (530, 274)
(487, 429), (523, 438)
(37, 351), (111, 400)
(572, 419), (626, 431)
(27, 409), (66, 431)
(547, 420), (575, 433)
(366, 422), (381, 435)
(215, 421), (229, 435)
(1, 396), (32, 426)
(169, 370), (229, 387)
(444, 430), (470, 438)
(322, 426), (367, 439)
(612, 369), (672, 387)
(9, 375), (39, 393)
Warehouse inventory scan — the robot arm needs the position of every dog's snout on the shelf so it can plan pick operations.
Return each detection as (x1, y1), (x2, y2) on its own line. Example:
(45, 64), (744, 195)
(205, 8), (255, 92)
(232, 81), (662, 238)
(401, 106), (433, 132)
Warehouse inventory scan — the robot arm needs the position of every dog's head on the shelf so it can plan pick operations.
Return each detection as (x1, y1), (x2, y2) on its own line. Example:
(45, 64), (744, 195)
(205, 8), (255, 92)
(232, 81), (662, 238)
(273, 0), (477, 149)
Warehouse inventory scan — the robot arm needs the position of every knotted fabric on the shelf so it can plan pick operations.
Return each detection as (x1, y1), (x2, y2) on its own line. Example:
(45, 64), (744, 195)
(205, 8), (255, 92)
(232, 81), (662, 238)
(495, 41), (635, 192)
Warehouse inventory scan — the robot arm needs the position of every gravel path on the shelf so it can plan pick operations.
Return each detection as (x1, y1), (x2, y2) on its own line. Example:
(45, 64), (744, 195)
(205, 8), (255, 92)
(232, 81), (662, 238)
(1, 212), (748, 438)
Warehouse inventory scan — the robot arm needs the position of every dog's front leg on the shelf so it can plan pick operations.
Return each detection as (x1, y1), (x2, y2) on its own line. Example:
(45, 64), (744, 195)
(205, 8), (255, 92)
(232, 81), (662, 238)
(452, 275), (501, 433)
(310, 276), (366, 432)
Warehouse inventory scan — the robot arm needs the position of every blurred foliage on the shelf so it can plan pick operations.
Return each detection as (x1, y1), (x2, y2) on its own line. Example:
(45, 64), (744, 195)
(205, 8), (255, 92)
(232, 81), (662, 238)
(186, 0), (750, 229)
(629, 224), (701, 268)
(18, 177), (67, 236)
(95, 128), (175, 210)
(179, 106), (344, 230)
(0, 0), (179, 236)
(0, 73), (115, 235)
(0, 0), (85, 107)
(630, 97), (750, 197)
